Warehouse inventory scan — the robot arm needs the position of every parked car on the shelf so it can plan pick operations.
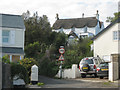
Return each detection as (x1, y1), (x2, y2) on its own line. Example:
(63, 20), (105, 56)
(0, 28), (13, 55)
(97, 62), (109, 79)
(79, 57), (102, 78)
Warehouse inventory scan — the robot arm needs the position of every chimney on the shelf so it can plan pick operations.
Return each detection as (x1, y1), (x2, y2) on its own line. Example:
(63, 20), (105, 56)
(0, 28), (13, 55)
(56, 13), (59, 20)
(82, 13), (84, 18)
(96, 10), (99, 20)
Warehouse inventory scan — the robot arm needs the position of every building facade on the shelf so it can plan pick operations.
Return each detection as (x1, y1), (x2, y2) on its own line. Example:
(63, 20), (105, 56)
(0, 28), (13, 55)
(93, 17), (120, 61)
(52, 11), (104, 38)
(0, 14), (25, 62)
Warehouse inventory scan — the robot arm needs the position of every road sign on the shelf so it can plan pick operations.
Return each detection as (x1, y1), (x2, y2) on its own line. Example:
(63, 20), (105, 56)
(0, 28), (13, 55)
(59, 48), (65, 54)
(59, 55), (64, 61)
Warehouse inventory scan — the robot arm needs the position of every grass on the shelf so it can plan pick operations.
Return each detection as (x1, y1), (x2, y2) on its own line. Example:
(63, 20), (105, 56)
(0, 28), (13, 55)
(103, 82), (111, 85)
(37, 82), (44, 86)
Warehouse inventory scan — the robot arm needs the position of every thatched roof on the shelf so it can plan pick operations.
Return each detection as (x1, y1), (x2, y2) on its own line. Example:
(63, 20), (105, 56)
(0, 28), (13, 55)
(53, 17), (102, 30)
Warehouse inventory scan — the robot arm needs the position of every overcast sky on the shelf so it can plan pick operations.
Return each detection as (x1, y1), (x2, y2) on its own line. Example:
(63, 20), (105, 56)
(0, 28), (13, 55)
(0, 0), (119, 27)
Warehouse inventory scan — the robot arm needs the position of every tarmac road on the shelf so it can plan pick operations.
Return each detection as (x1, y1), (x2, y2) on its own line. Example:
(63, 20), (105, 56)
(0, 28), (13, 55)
(38, 75), (118, 88)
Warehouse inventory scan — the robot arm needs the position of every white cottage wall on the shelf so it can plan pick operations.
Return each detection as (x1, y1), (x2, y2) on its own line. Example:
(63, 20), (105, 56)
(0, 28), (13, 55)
(94, 23), (118, 60)
(87, 27), (96, 35)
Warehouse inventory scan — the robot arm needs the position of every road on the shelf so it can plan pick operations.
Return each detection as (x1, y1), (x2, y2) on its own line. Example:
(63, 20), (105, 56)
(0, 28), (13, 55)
(38, 75), (118, 88)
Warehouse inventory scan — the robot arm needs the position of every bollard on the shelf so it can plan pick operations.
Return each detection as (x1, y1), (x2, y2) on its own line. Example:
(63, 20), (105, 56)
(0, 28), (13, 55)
(31, 65), (38, 85)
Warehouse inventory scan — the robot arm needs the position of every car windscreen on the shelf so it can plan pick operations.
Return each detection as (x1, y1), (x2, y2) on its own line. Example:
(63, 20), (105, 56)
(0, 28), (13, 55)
(81, 59), (94, 64)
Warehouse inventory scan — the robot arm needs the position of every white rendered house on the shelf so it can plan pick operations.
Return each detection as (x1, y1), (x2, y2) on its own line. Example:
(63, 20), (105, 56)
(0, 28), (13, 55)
(52, 11), (104, 38)
(93, 17), (120, 61)
(0, 14), (25, 62)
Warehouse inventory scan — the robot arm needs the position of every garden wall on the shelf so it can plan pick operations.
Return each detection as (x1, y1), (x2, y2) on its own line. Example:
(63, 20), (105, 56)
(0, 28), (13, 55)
(2, 63), (12, 88)
(55, 64), (80, 79)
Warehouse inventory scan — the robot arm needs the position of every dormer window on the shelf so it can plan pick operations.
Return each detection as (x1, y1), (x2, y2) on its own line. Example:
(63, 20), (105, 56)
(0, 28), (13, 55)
(2, 30), (10, 43)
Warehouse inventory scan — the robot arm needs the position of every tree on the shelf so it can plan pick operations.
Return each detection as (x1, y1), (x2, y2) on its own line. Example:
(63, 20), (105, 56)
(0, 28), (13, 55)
(23, 11), (52, 46)
(63, 37), (93, 69)
(106, 12), (120, 23)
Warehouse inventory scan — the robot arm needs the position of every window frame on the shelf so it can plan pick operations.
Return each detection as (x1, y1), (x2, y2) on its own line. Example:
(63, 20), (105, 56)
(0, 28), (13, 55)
(113, 31), (120, 41)
(2, 30), (10, 43)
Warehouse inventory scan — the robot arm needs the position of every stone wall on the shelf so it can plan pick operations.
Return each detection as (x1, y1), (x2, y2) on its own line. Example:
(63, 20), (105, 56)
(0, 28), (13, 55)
(2, 63), (12, 88)
(109, 54), (120, 81)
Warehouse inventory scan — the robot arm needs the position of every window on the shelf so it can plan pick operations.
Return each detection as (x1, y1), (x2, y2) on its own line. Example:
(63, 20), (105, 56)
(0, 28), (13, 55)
(113, 31), (120, 40)
(81, 59), (94, 64)
(2, 30), (10, 43)
(94, 59), (98, 64)
(113, 31), (118, 40)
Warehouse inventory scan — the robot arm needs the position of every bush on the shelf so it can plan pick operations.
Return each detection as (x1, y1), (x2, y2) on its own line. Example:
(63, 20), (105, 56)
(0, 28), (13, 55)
(19, 58), (38, 76)
(39, 57), (58, 77)
(11, 63), (29, 84)
(2, 55), (10, 64)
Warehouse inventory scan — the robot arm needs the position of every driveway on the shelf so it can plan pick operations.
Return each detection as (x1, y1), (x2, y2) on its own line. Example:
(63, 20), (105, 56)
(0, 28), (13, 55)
(38, 75), (118, 88)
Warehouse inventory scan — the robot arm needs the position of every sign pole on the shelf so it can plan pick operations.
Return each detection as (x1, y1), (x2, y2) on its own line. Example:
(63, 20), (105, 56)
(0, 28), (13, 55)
(60, 61), (62, 78)
(59, 46), (65, 78)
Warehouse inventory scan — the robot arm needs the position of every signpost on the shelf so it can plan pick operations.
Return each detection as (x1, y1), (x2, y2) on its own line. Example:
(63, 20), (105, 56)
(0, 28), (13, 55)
(59, 46), (65, 78)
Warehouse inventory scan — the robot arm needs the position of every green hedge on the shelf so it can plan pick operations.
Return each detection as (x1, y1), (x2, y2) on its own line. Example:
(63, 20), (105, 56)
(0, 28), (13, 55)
(11, 63), (29, 84)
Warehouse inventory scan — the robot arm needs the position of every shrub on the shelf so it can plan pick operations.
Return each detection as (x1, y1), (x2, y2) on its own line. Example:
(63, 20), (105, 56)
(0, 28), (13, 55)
(2, 55), (10, 64)
(39, 57), (58, 77)
(19, 58), (38, 76)
(11, 63), (29, 84)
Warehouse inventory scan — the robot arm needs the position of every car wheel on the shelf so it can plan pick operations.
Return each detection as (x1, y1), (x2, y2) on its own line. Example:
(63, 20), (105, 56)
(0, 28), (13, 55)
(100, 76), (103, 79)
(81, 74), (86, 78)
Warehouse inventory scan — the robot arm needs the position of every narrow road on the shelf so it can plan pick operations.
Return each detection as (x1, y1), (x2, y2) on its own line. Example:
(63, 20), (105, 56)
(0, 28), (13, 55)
(38, 75), (118, 88)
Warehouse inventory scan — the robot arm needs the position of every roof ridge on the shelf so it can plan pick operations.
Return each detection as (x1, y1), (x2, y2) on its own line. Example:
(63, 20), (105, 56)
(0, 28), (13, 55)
(0, 13), (21, 17)
(58, 17), (96, 20)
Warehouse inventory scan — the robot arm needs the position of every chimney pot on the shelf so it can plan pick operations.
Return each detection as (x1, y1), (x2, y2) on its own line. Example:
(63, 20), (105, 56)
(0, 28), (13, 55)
(82, 13), (84, 18)
(56, 13), (59, 20)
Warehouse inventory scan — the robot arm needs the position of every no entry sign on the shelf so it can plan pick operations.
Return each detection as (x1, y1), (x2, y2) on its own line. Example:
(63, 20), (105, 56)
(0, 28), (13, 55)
(59, 48), (65, 54)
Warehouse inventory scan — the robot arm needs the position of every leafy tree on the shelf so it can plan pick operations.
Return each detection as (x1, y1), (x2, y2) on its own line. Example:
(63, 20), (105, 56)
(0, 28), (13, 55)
(106, 12), (120, 23)
(23, 11), (52, 46)
(54, 32), (67, 53)
(63, 37), (93, 69)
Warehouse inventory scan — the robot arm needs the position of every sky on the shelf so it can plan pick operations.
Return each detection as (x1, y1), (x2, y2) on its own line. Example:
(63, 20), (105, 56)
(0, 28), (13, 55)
(0, 0), (119, 27)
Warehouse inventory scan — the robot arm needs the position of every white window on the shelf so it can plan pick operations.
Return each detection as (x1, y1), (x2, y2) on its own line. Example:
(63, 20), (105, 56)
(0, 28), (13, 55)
(119, 31), (120, 40)
(113, 31), (120, 40)
(2, 30), (10, 43)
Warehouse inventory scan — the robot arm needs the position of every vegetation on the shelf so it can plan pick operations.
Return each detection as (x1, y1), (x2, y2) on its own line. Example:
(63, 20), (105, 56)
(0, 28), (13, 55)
(11, 63), (29, 84)
(22, 11), (93, 77)
(106, 12), (120, 23)
(37, 82), (44, 86)
(64, 37), (93, 68)
(2, 55), (10, 64)
(19, 58), (38, 76)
